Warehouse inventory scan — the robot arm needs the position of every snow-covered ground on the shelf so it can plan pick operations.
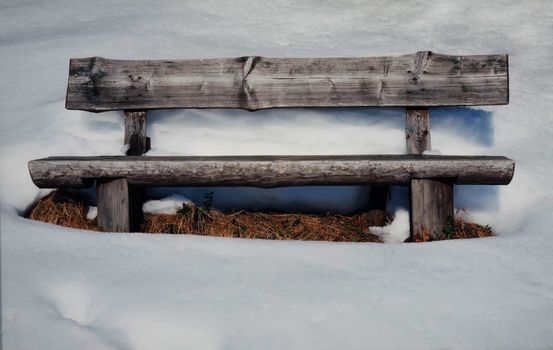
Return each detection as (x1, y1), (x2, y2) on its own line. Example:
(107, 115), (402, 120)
(1, 0), (553, 348)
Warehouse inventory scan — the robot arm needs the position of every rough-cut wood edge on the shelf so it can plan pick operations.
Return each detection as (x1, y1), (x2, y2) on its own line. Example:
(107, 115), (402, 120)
(65, 52), (509, 111)
(28, 155), (515, 188)
(506, 54), (510, 105)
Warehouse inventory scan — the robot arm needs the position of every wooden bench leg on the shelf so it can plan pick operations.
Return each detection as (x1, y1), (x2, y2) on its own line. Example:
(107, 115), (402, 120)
(410, 178), (453, 241)
(94, 110), (149, 232)
(97, 178), (143, 232)
(406, 107), (455, 241)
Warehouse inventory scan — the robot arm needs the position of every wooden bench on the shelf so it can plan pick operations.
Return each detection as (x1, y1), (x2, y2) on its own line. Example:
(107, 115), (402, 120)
(28, 51), (514, 241)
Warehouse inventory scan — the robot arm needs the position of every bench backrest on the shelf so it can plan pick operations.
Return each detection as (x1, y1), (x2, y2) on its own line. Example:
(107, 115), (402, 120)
(66, 51), (508, 112)
(49, 51), (513, 237)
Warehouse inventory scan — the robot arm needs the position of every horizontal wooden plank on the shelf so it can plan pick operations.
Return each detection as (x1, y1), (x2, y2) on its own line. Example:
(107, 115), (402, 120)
(29, 155), (515, 188)
(66, 52), (508, 111)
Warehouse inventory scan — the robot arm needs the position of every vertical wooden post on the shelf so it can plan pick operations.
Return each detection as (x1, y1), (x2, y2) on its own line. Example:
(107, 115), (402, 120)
(96, 110), (149, 232)
(97, 178), (127, 231)
(124, 110), (150, 155)
(406, 108), (431, 154)
(406, 108), (453, 241)
(411, 178), (453, 241)
(367, 113), (389, 226)
(97, 178), (144, 232)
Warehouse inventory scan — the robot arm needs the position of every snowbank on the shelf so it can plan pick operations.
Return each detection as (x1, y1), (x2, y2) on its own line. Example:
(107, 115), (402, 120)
(1, 0), (553, 348)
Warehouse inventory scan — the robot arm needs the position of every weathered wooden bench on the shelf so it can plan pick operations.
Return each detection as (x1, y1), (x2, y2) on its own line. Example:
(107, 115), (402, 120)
(28, 51), (514, 241)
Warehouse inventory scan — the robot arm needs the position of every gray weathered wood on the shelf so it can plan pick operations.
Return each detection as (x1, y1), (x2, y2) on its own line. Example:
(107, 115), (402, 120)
(97, 111), (148, 232)
(122, 110), (148, 230)
(96, 178), (143, 232)
(411, 178), (454, 241)
(406, 107), (454, 241)
(97, 178), (128, 231)
(406, 108), (431, 154)
(66, 52), (508, 111)
(124, 110), (150, 155)
(28, 155), (515, 188)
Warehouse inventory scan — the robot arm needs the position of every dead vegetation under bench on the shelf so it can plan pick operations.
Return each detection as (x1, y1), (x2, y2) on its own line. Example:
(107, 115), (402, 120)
(26, 191), (493, 243)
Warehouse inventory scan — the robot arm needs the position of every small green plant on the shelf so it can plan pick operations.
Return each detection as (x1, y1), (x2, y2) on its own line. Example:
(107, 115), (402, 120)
(441, 216), (455, 240)
(177, 201), (211, 230)
(193, 206), (210, 228)
(343, 219), (354, 232)
(354, 231), (370, 242)
(203, 192), (214, 212)
(163, 223), (179, 234)
(177, 203), (193, 215)
(232, 219), (247, 238)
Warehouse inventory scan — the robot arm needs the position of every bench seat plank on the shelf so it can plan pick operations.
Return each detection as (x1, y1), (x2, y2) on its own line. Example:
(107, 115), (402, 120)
(29, 155), (514, 188)
(66, 52), (508, 111)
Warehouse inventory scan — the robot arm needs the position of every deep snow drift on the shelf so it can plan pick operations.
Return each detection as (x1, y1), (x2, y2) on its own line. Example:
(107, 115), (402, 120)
(1, 0), (553, 349)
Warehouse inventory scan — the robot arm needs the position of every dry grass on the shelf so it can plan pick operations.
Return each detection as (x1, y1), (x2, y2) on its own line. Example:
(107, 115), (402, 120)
(26, 191), (98, 231)
(26, 191), (494, 242)
(435, 210), (494, 240)
(142, 208), (383, 242)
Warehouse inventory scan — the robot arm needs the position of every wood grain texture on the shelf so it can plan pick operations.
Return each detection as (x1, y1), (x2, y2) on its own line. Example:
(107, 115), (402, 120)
(28, 155), (515, 188)
(66, 52), (509, 111)
(406, 108), (431, 154)
(405, 107), (454, 241)
(96, 178), (144, 232)
(124, 110), (150, 155)
(411, 178), (454, 241)
(117, 111), (149, 231)
(97, 178), (129, 232)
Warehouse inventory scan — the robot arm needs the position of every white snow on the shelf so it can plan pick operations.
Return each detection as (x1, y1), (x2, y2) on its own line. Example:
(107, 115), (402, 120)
(142, 194), (194, 215)
(86, 206), (97, 220)
(2, 0), (553, 349)
(369, 209), (410, 244)
(423, 149), (442, 155)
